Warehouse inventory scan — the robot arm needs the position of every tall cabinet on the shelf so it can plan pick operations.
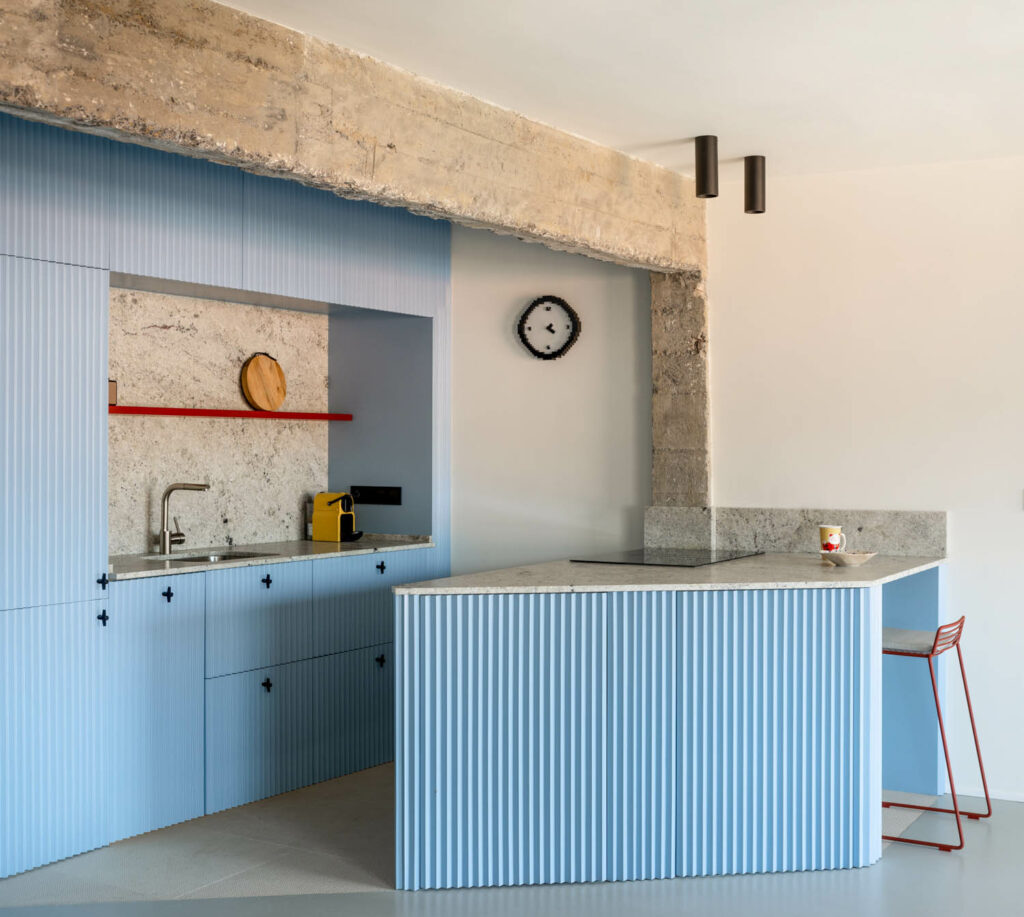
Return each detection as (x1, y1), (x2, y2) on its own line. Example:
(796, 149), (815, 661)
(0, 255), (109, 611)
(0, 256), (111, 878)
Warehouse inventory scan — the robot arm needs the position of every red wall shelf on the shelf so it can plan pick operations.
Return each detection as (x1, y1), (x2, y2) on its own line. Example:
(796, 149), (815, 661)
(110, 406), (353, 421)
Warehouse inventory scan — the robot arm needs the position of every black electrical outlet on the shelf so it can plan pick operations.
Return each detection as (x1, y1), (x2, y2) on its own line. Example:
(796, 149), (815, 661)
(350, 485), (402, 506)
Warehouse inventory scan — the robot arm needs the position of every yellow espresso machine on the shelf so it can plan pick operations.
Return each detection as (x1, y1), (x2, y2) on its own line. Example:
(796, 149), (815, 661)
(311, 492), (363, 542)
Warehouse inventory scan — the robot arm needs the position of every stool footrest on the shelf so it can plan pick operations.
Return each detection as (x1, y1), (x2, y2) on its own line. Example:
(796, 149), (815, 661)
(883, 832), (963, 852)
(882, 800), (991, 819)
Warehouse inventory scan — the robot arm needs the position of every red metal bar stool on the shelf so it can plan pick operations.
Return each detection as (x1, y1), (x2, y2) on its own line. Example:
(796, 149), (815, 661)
(882, 615), (991, 851)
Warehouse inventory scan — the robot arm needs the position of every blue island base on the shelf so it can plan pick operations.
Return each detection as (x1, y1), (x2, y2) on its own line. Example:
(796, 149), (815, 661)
(395, 585), (886, 890)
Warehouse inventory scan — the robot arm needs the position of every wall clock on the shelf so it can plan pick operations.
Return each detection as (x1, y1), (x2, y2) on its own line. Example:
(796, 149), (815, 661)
(516, 295), (581, 360)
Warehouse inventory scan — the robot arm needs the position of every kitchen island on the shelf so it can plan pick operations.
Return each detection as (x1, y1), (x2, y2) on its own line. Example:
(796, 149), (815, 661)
(393, 553), (946, 890)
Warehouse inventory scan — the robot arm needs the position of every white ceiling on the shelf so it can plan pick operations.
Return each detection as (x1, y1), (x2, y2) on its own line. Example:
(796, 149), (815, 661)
(223, 0), (1024, 179)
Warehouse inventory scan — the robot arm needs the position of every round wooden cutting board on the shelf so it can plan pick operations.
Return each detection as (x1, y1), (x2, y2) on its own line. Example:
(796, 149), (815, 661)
(240, 353), (287, 411)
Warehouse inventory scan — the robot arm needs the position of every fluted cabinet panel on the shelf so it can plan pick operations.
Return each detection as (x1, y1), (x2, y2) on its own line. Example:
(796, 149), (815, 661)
(396, 591), (679, 891)
(677, 587), (881, 876)
(109, 143), (244, 287)
(243, 174), (344, 303)
(337, 200), (451, 317)
(397, 586), (883, 890)
(205, 660), (314, 814)
(105, 575), (205, 841)
(312, 547), (440, 655)
(0, 115), (109, 267)
(205, 562), (313, 677)
(312, 643), (394, 782)
(399, 591), (665, 890)
(0, 256), (108, 611)
(607, 591), (678, 881)
(0, 601), (109, 878)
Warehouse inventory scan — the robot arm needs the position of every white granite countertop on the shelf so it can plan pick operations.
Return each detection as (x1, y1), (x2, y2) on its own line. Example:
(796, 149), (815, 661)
(394, 553), (944, 595)
(110, 534), (434, 581)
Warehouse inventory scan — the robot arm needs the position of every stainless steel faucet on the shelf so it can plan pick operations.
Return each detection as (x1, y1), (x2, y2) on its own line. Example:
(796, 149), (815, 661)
(159, 483), (210, 554)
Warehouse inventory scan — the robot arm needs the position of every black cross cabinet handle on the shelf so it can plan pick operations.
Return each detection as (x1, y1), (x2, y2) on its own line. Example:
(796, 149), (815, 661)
(162, 587), (174, 603)
(375, 654), (386, 668)
(97, 573), (109, 590)
(261, 574), (273, 589)
(376, 561), (386, 574)
(261, 678), (273, 692)
(97, 610), (109, 626)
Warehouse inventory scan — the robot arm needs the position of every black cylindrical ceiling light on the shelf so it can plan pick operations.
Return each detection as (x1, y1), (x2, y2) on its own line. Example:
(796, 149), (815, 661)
(695, 135), (719, 199)
(744, 155), (766, 213)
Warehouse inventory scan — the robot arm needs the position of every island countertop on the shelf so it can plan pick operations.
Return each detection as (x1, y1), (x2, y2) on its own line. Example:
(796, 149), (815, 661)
(395, 552), (944, 595)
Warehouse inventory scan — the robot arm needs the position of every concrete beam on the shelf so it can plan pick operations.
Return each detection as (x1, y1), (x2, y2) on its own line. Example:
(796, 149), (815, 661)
(0, 0), (705, 273)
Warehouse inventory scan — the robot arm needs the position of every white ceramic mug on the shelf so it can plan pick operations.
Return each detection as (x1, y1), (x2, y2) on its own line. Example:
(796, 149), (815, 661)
(819, 525), (846, 553)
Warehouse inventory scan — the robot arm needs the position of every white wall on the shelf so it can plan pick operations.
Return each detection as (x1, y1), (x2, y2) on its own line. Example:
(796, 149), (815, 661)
(451, 225), (651, 574)
(708, 156), (1024, 798)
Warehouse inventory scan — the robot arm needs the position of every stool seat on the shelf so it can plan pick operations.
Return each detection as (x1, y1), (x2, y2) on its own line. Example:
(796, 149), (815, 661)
(882, 626), (935, 655)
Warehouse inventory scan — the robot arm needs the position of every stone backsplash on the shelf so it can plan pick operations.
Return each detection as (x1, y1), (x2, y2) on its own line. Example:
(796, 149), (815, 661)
(645, 506), (947, 557)
(108, 288), (328, 556)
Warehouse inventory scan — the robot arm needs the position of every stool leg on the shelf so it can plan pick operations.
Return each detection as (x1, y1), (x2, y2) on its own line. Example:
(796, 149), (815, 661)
(956, 644), (992, 819)
(881, 656), (965, 851)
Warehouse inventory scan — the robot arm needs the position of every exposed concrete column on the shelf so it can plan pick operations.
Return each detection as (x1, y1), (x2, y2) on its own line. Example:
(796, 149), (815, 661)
(651, 270), (711, 507)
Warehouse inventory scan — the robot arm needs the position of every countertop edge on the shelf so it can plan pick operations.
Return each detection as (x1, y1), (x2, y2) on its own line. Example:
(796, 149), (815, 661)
(110, 538), (435, 581)
(393, 556), (945, 595)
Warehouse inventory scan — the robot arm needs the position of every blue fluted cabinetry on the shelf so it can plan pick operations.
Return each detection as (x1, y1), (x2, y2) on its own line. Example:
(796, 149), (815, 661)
(205, 562), (313, 678)
(105, 575), (206, 840)
(312, 546), (437, 655)
(0, 256), (108, 612)
(677, 587), (879, 877)
(0, 107), (451, 876)
(205, 661), (314, 814)
(0, 601), (109, 878)
(312, 643), (395, 783)
(395, 586), (883, 890)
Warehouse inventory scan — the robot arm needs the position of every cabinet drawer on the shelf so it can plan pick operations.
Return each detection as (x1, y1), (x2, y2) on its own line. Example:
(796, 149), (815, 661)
(312, 644), (394, 783)
(311, 548), (436, 655)
(205, 660), (313, 813)
(206, 562), (312, 677)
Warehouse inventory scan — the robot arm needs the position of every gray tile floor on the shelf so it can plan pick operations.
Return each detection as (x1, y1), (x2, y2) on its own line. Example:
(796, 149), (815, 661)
(0, 768), (1014, 917)
(0, 765), (395, 908)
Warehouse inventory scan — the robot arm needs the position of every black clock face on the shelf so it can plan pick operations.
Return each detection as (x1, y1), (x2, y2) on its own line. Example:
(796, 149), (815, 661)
(517, 295), (581, 360)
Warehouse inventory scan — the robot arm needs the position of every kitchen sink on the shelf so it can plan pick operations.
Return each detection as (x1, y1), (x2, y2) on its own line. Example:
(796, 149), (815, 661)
(173, 552), (280, 563)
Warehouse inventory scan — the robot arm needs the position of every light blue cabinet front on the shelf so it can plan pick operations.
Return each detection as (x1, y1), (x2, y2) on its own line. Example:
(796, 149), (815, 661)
(0, 600), (109, 878)
(106, 575), (205, 841)
(0, 256), (108, 612)
(205, 661), (314, 813)
(312, 547), (435, 655)
(312, 643), (394, 783)
(206, 562), (313, 677)
(312, 553), (393, 655)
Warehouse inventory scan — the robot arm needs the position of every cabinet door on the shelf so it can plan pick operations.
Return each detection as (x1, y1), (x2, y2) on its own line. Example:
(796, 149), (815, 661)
(105, 574), (205, 841)
(312, 547), (436, 655)
(206, 562), (312, 677)
(205, 660), (313, 813)
(0, 257), (108, 612)
(0, 600), (109, 878)
(312, 643), (394, 783)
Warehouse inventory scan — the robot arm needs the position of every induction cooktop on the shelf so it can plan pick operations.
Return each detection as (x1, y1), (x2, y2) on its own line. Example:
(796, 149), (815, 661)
(570, 548), (763, 568)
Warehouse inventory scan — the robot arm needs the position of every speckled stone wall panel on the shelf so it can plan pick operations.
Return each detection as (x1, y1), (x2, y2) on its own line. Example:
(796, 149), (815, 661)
(0, 0), (705, 273)
(644, 506), (947, 557)
(108, 288), (328, 554)
(651, 270), (710, 507)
